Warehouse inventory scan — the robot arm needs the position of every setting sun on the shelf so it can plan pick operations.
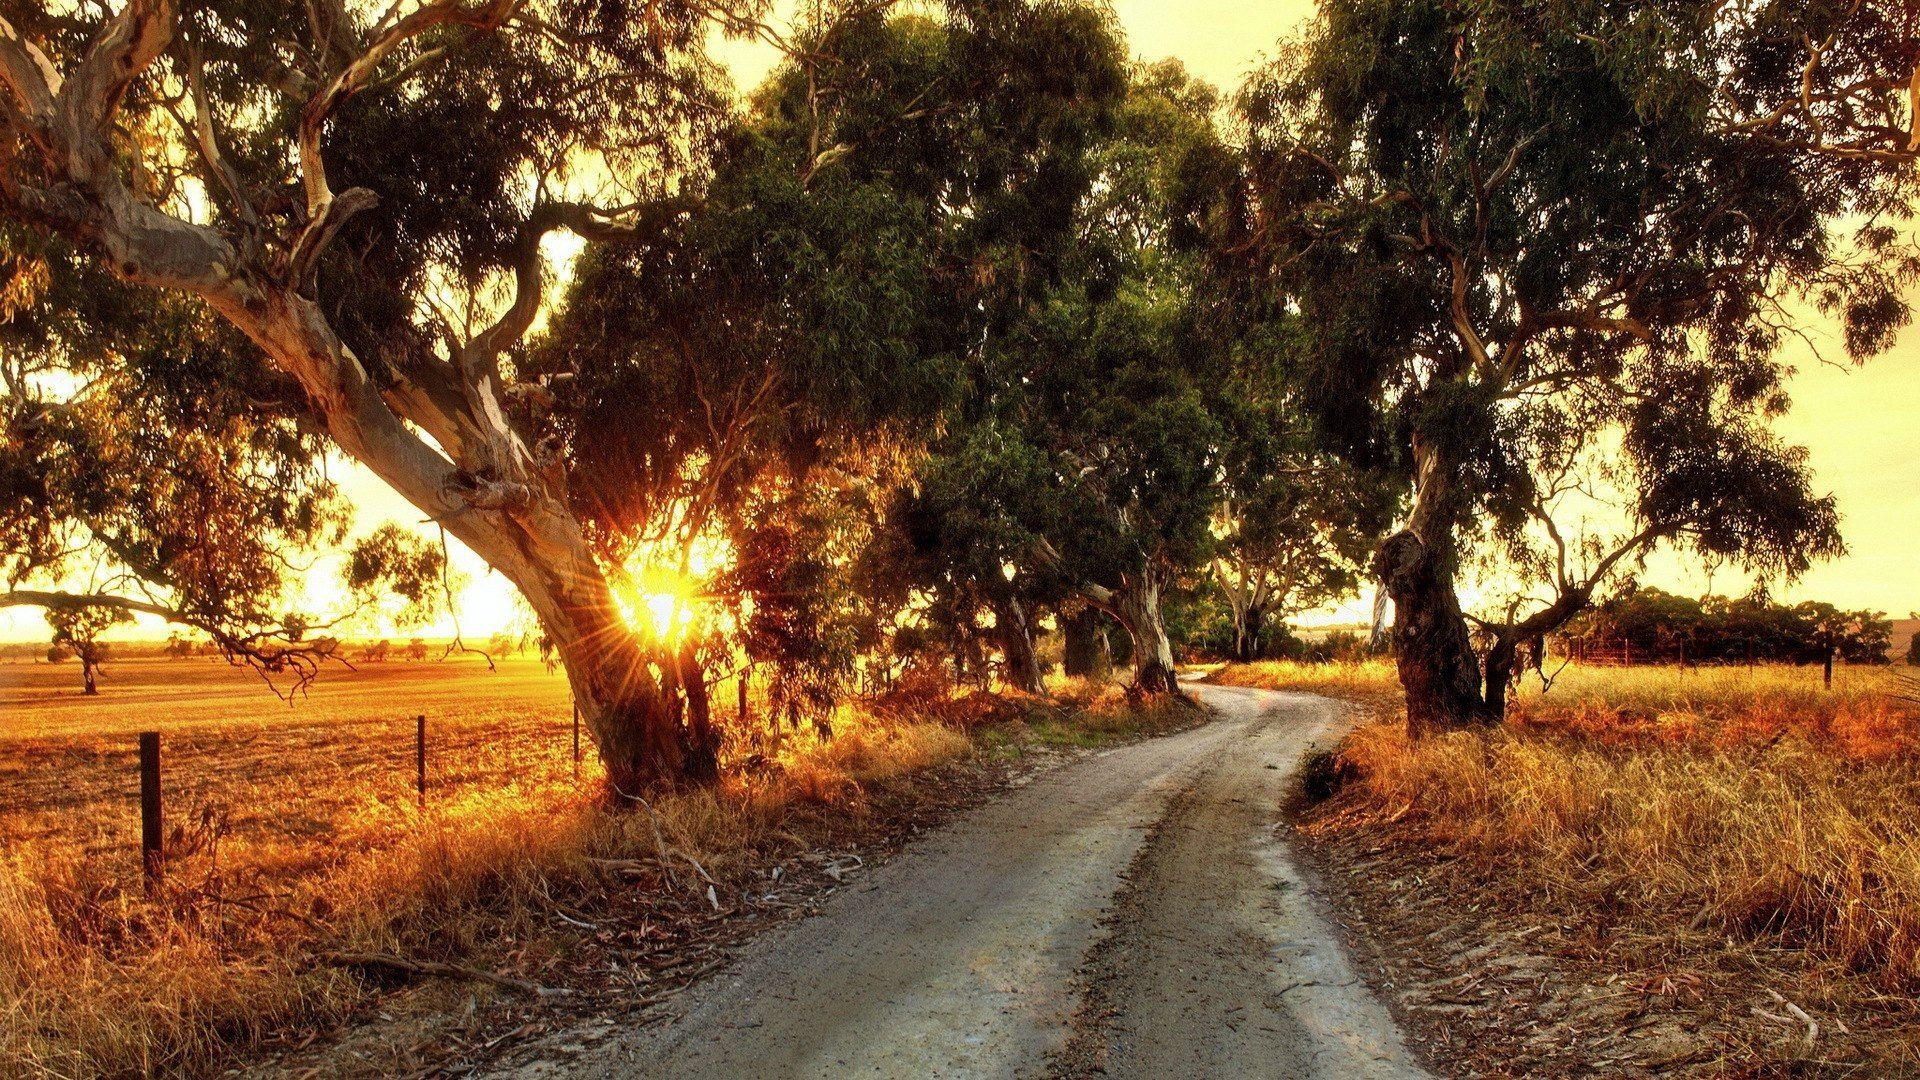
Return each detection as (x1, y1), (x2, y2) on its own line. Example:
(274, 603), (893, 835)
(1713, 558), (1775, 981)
(617, 567), (701, 641)
(616, 534), (734, 641)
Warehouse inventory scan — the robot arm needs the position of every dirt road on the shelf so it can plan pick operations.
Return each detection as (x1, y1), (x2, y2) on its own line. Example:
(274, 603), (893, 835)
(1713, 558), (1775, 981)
(499, 683), (1429, 1079)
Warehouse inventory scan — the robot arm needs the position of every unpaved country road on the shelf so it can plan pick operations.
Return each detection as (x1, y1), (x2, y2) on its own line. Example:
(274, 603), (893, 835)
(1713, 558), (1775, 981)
(498, 683), (1429, 1080)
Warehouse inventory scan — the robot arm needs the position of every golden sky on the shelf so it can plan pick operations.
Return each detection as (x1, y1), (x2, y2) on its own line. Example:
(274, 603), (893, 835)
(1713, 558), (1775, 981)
(5, 0), (1915, 642)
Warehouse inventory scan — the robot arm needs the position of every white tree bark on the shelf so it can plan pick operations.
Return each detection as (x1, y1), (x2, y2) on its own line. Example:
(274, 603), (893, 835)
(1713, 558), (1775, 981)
(0, 0), (704, 789)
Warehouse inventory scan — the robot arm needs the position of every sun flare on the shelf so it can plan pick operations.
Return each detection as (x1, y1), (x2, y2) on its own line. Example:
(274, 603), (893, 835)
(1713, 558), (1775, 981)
(617, 535), (734, 641)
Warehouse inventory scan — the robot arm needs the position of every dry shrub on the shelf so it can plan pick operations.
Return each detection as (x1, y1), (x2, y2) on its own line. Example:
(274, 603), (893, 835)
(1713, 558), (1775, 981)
(0, 706), (975, 1079)
(864, 656), (1040, 730)
(1043, 677), (1201, 740)
(1319, 664), (1920, 989)
(1, 852), (330, 1079)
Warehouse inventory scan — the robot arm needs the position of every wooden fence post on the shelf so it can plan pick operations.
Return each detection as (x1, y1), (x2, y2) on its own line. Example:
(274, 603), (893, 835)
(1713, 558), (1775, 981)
(1824, 647), (1834, 690)
(416, 715), (427, 809)
(139, 731), (162, 895)
(738, 669), (749, 726)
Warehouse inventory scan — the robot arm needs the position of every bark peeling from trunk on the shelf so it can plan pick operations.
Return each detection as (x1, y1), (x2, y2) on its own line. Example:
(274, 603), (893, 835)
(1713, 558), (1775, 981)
(992, 595), (1047, 696)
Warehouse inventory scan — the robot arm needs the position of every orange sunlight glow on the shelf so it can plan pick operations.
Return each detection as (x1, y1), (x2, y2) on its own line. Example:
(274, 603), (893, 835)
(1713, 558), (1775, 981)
(616, 533), (735, 642)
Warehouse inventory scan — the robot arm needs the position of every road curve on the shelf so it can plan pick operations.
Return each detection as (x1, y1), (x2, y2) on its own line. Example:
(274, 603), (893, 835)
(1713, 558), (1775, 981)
(498, 683), (1429, 1080)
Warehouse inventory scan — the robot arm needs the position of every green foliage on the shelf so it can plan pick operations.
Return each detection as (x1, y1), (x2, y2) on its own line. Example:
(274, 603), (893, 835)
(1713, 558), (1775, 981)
(905, 60), (1235, 597)
(536, 1), (1130, 552)
(342, 524), (453, 631)
(1221, 0), (1918, 615)
(535, 1), (1137, 691)
(0, 230), (348, 642)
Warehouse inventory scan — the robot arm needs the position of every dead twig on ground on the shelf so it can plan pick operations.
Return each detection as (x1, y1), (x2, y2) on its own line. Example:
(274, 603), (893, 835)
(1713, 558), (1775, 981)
(320, 951), (571, 998)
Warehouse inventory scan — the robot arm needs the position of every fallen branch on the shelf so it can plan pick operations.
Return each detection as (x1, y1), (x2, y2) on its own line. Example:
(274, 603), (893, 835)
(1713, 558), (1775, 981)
(1768, 988), (1820, 1047)
(588, 857), (654, 876)
(321, 951), (570, 998)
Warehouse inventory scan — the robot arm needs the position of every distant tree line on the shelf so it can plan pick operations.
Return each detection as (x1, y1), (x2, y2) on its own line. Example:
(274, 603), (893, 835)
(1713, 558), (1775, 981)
(1560, 588), (1892, 666)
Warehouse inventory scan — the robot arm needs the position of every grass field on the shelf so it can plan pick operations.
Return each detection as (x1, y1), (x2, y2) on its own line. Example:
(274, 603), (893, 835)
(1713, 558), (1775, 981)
(0, 655), (577, 875)
(0, 655), (1180, 1078)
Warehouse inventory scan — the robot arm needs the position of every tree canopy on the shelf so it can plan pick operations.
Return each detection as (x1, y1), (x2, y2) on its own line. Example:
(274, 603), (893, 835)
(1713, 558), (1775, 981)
(1218, 0), (1919, 730)
(2, 0), (1908, 781)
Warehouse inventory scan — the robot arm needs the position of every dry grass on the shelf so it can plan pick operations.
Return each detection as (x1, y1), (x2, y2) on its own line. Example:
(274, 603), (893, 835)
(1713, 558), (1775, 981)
(1209, 657), (1404, 704)
(0, 655), (1161, 1079)
(1294, 662), (1920, 994)
(1508, 662), (1920, 759)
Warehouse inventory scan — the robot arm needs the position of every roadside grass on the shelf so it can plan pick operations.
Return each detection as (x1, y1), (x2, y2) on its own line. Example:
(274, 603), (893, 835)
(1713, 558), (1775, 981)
(1245, 658), (1920, 1065)
(973, 677), (1204, 756)
(0, 667), (1174, 1078)
(1208, 658), (1403, 708)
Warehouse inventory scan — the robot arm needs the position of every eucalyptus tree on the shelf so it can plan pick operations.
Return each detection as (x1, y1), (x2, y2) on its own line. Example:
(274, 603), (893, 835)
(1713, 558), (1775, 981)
(44, 602), (126, 694)
(900, 60), (1242, 697)
(0, 0), (841, 789)
(0, 232), (446, 689)
(536, 1), (1129, 716)
(1223, 0), (1919, 732)
(892, 422), (1067, 694)
(1209, 405), (1393, 662)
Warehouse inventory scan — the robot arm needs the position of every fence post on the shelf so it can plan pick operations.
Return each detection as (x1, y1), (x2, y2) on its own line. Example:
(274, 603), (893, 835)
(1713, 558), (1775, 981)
(415, 715), (427, 809)
(572, 702), (581, 778)
(1824, 647), (1834, 690)
(738, 669), (749, 726)
(139, 731), (163, 894)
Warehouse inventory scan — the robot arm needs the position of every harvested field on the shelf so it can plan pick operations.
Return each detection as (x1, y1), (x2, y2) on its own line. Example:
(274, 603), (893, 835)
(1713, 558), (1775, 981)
(0, 655), (575, 874)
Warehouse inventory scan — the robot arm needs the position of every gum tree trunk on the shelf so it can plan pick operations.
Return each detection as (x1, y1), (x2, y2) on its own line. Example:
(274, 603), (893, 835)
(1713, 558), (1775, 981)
(991, 595), (1046, 695)
(1213, 555), (1271, 663)
(1230, 599), (1267, 662)
(1376, 435), (1496, 736)
(1061, 609), (1113, 679)
(0, 2), (714, 794)
(1087, 568), (1181, 698)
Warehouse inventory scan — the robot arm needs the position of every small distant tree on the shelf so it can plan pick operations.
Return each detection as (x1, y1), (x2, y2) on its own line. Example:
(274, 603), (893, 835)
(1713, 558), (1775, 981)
(404, 638), (430, 662)
(486, 631), (523, 659)
(45, 603), (131, 694)
(1210, 420), (1393, 662)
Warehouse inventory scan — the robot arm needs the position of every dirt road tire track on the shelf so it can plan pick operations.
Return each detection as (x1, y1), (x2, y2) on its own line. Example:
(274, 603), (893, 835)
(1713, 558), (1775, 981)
(495, 683), (1429, 1079)
(1054, 686), (1427, 1079)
